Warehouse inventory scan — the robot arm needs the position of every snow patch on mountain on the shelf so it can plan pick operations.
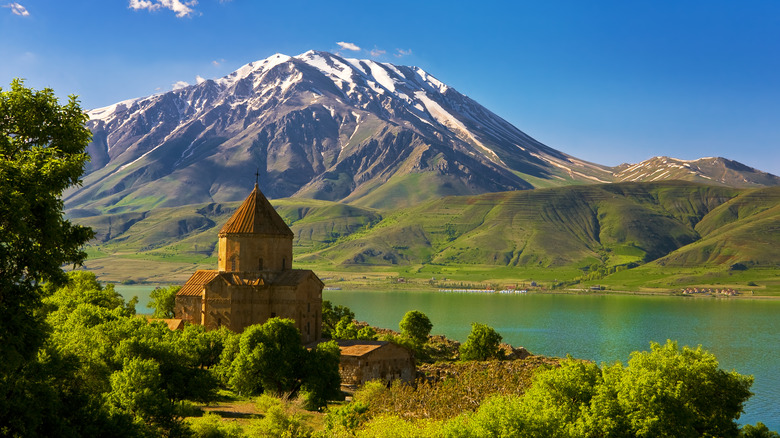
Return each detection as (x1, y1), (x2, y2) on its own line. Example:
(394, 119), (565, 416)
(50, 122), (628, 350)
(298, 51), (356, 84)
(217, 53), (291, 88)
(88, 97), (143, 122)
(414, 91), (502, 163)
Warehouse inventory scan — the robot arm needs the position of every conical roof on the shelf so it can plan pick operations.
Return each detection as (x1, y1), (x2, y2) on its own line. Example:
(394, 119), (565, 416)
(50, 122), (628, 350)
(219, 184), (294, 237)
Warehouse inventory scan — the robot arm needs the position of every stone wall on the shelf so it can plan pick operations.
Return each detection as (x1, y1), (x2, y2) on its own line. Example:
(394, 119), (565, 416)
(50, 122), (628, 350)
(218, 234), (293, 272)
(339, 342), (415, 389)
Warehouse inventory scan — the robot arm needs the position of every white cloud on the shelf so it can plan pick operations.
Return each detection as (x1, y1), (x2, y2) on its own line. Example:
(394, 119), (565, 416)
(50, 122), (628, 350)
(212, 58), (225, 67)
(128, 0), (198, 18)
(172, 80), (189, 90)
(370, 48), (386, 57)
(395, 48), (412, 58)
(337, 41), (361, 52)
(195, 75), (206, 84)
(3, 2), (30, 16)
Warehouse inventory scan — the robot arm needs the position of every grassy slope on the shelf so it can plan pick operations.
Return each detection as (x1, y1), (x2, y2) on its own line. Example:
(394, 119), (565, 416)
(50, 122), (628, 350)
(74, 182), (780, 293)
(301, 182), (732, 268)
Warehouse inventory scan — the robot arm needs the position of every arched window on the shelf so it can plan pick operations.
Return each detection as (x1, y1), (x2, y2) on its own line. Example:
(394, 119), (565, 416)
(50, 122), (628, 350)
(258, 257), (264, 270)
(230, 256), (237, 271)
(282, 257), (286, 270)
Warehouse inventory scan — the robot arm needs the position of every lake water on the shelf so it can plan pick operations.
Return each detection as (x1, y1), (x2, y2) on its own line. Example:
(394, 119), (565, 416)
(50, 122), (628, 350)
(116, 284), (779, 430)
(324, 290), (780, 431)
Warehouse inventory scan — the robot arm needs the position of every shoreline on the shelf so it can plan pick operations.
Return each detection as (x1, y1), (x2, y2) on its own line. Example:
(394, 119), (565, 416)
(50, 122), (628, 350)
(320, 283), (780, 300)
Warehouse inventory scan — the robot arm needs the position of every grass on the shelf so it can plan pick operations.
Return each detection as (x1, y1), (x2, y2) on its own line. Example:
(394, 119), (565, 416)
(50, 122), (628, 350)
(73, 181), (780, 294)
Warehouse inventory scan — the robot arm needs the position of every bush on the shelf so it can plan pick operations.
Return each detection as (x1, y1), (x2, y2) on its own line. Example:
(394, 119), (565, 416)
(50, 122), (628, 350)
(248, 394), (312, 437)
(399, 310), (433, 347)
(741, 423), (780, 438)
(302, 340), (343, 410)
(324, 401), (371, 434)
(518, 340), (754, 437)
(333, 341), (758, 437)
(187, 412), (244, 438)
(459, 323), (505, 361)
(228, 318), (305, 395)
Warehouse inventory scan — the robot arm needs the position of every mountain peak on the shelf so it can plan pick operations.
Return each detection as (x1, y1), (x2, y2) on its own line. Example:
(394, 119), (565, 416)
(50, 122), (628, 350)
(614, 156), (779, 187)
(69, 53), (778, 216)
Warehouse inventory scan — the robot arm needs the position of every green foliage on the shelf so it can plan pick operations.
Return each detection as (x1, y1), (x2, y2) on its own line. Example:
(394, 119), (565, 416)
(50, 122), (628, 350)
(399, 310), (433, 347)
(34, 275), (220, 436)
(0, 79), (93, 368)
(357, 325), (378, 340)
(248, 394), (313, 437)
(343, 359), (550, 424)
(333, 342), (758, 437)
(741, 423), (780, 438)
(212, 330), (242, 386)
(226, 320), (342, 408)
(178, 324), (234, 370)
(106, 357), (181, 435)
(322, 300), (355, 338)
(510, 341), (753, 438)
(147, 285), (180, 318)
(43, 271), (134, 324)
(459, 323), (505, 361)
(354, 414), (445, 438)
(518, 358), (606, 437)
(323, 400), (371, 435)
(608, 341), (753, 437)
(0, 79), (95, 437)
(459, 394), (527, 438)
(302, 340), (343, 410)
(333, 316), (359, 340)
(187, 412), (245, 438)
(229, 318), (306, 395)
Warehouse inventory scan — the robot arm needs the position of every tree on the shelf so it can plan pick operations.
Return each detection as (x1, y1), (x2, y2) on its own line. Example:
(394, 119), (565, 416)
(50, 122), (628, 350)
(517, 341), (754, 438)
(601, 340), (754, 437)
(333, 315), (359, 340)
(0, 79), (93, 436)
(0, 79), (93, 372)
(741, 423), (780, 438)
(229, 318), (306, 395)
(302, 340), (342, 409)
(459, 323), (505, 361)
(147, 285), (180, 318)
(106, 357), (176, 434)
(399, 310), (433, 347)
(322, 300), (355, 338)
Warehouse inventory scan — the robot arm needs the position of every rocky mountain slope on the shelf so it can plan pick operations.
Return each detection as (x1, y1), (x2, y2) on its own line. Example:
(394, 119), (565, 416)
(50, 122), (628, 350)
(64, 51), (779, 217)
(62, 52), (583, 214)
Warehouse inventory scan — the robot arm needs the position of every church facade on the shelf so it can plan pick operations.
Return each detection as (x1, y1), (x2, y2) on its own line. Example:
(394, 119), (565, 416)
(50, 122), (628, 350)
(174, 184), (323, 344)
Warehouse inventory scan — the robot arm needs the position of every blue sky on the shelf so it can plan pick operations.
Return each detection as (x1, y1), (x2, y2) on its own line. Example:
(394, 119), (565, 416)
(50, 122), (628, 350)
(2, 1), (779, 174)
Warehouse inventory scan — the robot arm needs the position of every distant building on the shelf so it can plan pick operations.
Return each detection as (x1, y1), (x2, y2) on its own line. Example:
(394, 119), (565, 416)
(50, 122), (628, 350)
(335, 340), (416, 391)
(174, 184), (323, 344)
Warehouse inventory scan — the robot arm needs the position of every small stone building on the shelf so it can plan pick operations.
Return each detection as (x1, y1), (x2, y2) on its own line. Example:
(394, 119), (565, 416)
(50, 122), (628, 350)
(336, 340), (416, 391)
(174, 184), (323, 344)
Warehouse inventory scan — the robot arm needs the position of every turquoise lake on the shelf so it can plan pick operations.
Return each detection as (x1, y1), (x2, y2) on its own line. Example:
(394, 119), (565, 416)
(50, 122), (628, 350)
(116, 285), (780, 430)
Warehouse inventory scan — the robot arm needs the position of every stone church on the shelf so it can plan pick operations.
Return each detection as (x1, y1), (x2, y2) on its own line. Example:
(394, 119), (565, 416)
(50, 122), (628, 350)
(174, 183), (323, 344)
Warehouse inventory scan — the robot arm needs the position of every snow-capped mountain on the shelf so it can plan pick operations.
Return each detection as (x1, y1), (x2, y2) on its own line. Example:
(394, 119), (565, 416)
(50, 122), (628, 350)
(613, 156), (780, 187)
(64, 51), (777, 215)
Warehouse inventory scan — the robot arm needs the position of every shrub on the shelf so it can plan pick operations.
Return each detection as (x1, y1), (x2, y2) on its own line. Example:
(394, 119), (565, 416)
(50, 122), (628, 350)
(399, 310), (433, 347)
(187, 412), (244, 438)
(459, 323), (505, 361)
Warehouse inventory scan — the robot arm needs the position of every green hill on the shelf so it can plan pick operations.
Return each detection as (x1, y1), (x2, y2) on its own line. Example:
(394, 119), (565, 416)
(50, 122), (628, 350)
(72, 181), (780, 292)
